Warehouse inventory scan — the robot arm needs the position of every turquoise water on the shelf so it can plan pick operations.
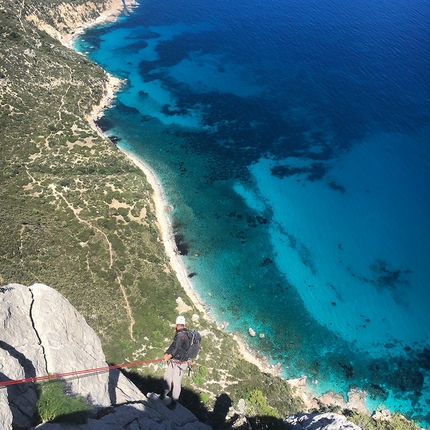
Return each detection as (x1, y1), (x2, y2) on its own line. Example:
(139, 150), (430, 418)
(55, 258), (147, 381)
(76, 0), (430, 423)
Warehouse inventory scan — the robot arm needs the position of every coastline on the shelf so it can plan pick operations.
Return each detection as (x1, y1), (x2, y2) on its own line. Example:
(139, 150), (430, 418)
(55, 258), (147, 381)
(65, 0), (376, 419)
(117, 147), (288, 380)
(61, 0), (139, 49)
(118, 149), (371, 415)
(64, 0), (286, 381)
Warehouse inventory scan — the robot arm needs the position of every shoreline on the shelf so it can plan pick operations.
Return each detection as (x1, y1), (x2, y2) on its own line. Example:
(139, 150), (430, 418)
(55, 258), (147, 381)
(65, 0), (376, 419)
(65, 0), (285, 379)
(117, 147), (288, 380)
(118, 149), (372, 415)
(61, 0), (139, 49)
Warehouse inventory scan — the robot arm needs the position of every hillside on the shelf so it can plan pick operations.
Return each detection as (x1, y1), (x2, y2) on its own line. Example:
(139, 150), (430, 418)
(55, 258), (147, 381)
(0, 0), (422, 428)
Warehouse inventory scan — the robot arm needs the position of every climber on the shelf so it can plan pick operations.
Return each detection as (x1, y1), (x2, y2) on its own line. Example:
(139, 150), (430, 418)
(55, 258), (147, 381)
(159, 315), (190, 410)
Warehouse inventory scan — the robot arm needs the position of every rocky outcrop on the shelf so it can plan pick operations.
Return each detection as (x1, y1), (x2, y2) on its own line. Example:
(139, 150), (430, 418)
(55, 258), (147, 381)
(0, 283), (210, 429)
(285, 413), (361, 430)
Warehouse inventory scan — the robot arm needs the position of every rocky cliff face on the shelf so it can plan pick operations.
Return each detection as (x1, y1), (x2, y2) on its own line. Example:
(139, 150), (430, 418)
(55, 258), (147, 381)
(0, 283), (210, 429)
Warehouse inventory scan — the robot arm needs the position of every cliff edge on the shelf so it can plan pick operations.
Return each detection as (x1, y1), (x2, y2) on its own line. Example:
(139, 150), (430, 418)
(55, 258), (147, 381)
(0, 283), (210, 429)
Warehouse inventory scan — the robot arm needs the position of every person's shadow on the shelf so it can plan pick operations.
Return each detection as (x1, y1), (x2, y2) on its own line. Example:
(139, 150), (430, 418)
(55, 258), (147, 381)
(210, 393), (232, 428)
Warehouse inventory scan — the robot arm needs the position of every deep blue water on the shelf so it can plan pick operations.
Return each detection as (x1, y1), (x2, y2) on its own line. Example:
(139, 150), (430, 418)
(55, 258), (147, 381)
(76, 0), (430, 424)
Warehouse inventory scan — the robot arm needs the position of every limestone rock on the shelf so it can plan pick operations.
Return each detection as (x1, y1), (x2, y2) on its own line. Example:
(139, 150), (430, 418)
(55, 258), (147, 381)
(285, 412), (361, 430)
(248, 327), (256, 337)
(372, 409), (391, 421)
(0, 284), (209, 430)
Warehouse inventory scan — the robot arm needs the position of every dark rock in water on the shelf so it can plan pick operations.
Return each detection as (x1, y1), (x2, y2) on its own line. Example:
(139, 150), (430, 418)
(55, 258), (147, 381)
(307, 162), (327, 181)
(116, 102), (139, 115)
(366, 383), (388, 401)
(369, 259), (411, 294)
(246, 215), (257, 228)
(161, 103), (188, 116)
(389, 364), (424, 392)
(256, 216), (267, 224)
(108, 135), (121, 144)
(417, 348), (430, 370)
(338, 361), (354, 378)
(187, 272), (196, 278)
(261, 257), (273, 266)
(174, 233), (189, 255)
(96, 117), (113, 132)
(328, 181), (346, 194)
(331, 302), (337, 306)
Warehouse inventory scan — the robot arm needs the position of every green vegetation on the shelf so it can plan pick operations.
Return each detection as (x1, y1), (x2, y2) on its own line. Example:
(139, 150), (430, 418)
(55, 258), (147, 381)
(246, 389), (280, 419)
(200, 392), (211, 403)
(346, 410), (421, 430)
(0, 1), (423, 429)
(37, 380), (92, 423)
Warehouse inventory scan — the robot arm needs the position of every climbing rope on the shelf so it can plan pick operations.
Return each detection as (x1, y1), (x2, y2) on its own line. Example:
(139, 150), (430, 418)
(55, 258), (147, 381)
(0, 357), (164, 387)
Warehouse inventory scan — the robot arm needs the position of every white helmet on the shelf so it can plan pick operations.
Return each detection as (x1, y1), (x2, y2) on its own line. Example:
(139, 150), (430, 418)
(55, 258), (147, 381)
(175, 315), (185, 325)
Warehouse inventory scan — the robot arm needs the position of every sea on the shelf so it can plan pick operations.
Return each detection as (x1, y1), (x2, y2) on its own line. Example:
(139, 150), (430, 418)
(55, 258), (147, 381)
(74, 0), (430, 424)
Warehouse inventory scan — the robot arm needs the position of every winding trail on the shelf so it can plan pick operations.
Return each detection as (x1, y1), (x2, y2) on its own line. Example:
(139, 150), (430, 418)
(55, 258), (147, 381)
(48, 184), (138, 340)
(48, 184), (114, 268)
(117, 276), (136, 341)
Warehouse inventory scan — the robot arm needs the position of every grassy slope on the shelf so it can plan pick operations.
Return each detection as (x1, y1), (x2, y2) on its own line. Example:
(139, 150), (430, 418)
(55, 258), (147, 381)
(0, 1), (421, 428)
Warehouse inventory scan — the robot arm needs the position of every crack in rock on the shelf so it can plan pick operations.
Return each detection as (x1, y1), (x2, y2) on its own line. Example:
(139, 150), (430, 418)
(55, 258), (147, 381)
(28, 287), (48, 375)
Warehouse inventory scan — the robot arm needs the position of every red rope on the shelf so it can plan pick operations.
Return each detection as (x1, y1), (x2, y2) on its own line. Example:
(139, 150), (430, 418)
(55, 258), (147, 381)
(0, 357), (164, 387)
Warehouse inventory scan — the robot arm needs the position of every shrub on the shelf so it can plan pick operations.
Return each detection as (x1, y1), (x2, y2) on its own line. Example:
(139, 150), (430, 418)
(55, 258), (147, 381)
(200, 392), (210, 402)
(37, 379), (93, 424)
(192, 374), (205, 385)
(246, 389), (280, 419)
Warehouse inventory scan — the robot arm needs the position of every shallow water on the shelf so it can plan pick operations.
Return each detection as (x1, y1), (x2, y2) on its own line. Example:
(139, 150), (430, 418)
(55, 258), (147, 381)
(76, 0), (430, 423)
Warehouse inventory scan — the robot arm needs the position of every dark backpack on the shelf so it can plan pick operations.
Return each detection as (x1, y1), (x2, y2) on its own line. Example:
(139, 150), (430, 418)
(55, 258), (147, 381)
(185, 329), (201, 359)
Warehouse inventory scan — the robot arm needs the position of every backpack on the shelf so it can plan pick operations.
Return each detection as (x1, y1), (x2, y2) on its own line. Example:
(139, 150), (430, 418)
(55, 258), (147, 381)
(185, 329), (201, 359)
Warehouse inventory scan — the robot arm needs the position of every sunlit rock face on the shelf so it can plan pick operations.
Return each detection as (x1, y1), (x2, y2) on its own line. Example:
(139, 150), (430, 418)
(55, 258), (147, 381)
(0, 283), (210, 430)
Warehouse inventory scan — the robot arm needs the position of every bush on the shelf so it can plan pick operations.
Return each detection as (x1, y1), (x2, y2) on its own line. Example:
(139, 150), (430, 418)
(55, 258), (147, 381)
(346, 410), (421, 430)
(200, 392), (210, 402)
(246, 389), (280, 419)
(37, 379), (93, 424)
(192, 374), (205, 385)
